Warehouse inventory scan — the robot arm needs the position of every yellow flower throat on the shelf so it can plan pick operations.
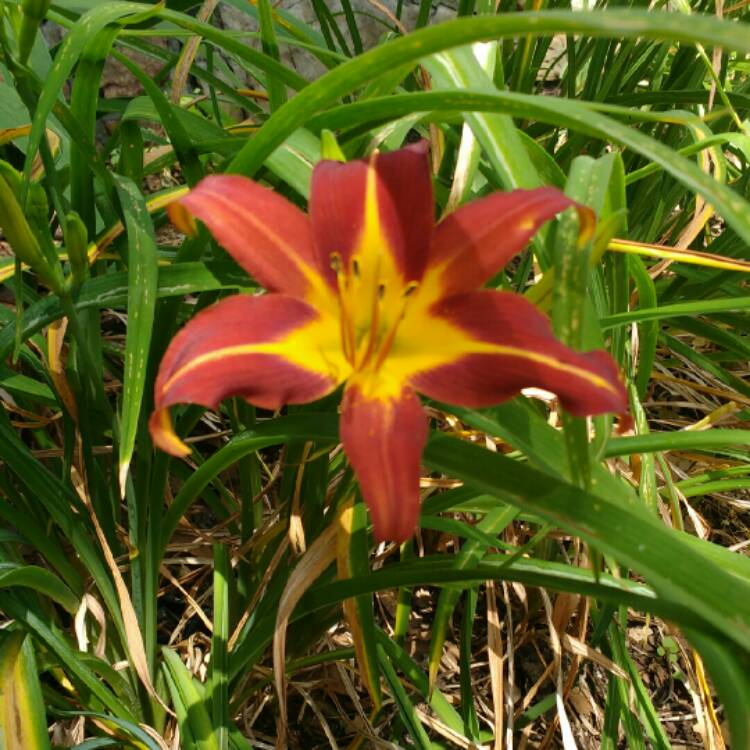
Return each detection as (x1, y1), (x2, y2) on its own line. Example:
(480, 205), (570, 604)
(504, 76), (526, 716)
(330, 250), (417, 374)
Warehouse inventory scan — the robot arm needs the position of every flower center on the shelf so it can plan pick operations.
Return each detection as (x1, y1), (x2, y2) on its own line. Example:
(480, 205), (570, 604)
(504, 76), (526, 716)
(330, 251), (417, 373)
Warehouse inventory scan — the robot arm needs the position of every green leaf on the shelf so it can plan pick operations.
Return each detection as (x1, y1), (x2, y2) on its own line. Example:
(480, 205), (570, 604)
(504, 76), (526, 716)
(0, 410), (125, 639)
(113, 175), (159, 497)
(0, 81), (33, 134)
(601, 295), (750, 329)
(159, 7), (309, 91)
(422, 434), (750, 652)
(0, 592), (132, 718)
(687, 627), (750, 749)
(0, 368), (56, 404)
(208, 544), (230, 750)
(256, 0), (286, 111)
(56, 711), (168, 750)
(68, 24), (120, 233)
(628, 255), (658, 398)
(163, 648), (221, 750)
(0, 563), (78, 613)
(426, 505), (518, 692)
(310, 89), (750, 248)
(338, 498), (382, 710)
(377, 644), (432, 750)
(23, 1), (164, 186)
(227, 10), (750, 176)
(425, 45), (540, 191)
(606, 429), (750, 458)
(0, 633), (51, 750)
(112, 49), (204, 186)
(0, 261), (252, 361)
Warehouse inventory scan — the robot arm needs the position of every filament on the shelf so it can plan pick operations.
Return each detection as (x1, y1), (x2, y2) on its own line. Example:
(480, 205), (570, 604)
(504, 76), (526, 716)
(331, 253), (356, 363)
(372, 282), (418, 371)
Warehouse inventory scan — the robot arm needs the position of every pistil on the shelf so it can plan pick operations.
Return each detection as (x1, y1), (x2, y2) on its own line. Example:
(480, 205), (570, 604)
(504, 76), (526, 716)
(355, 282), (386, 371)
(332, 249), (419, 373)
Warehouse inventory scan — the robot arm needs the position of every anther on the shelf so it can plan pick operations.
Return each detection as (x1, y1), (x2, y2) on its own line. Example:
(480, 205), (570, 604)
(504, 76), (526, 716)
(377, 283), (386, 300)
(371, 281), (419, 371)
(330, 253), (342, 273)
(352, 258), (361, 278)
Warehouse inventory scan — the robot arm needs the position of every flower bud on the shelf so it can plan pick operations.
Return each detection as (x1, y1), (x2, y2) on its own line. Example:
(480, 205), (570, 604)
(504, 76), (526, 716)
(63, 212), (89, 289)
(0, 163), (62, 293)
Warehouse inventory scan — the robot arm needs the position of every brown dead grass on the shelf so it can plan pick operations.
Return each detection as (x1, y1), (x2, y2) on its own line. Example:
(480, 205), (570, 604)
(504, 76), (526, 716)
(151, 334), (748, 748)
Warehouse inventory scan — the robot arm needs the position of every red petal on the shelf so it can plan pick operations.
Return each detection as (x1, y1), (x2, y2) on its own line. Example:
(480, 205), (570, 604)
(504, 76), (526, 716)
(430, 188), (579, 295)
(310, 141), (433, 285)
(150, 293), (348, 456)
(178, 175), (329, 300)
(409, 290), (627, 416)
(340, 380), (428, 543)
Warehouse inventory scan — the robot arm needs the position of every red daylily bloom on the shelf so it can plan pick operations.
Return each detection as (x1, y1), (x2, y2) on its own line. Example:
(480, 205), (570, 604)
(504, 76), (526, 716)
(150, 143), (627, 542)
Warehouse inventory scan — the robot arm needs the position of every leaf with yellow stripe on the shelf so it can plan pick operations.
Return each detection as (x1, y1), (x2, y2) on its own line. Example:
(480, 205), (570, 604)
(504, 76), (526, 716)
(0, 125), (60, 180)
(337, 498), (382, 711)
(0, 633), (52, 750)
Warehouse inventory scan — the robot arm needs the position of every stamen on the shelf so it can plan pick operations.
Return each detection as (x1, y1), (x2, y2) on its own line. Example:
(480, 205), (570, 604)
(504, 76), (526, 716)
(352, 258), (361, 278)
(372, 282), (420, 371)
(356, 280), (383, 370)
(330, 252), (356, 363)
(403, 281), (418, 298)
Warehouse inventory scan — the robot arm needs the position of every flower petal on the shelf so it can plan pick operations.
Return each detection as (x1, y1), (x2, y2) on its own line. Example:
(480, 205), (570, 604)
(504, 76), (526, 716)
(178, 175), (333, 306)
(309, 141), (434, 286)
(389, 289), (626, 416)
(340, 378), (428, 543)
(150, 293), (349, 456)
(429, 188), (585, 295)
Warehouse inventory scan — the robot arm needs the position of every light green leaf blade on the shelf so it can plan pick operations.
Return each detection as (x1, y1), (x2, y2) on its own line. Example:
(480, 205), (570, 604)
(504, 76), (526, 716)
(113, 175), (159, 497)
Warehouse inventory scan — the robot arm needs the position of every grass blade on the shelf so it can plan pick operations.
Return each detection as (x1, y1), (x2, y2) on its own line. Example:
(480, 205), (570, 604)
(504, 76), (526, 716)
(113, 175), (159, 497)
(422, 434), (750, 652)
(227, 9), (750, 175)
(209, 543), (230, 750)
(163, 648), (220, 750)
(0, 633), (52, 750)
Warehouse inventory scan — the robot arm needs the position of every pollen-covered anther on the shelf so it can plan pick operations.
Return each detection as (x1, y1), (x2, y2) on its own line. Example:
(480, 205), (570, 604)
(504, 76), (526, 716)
(371, 281), (420, 371)
(403, 281), (418, 298)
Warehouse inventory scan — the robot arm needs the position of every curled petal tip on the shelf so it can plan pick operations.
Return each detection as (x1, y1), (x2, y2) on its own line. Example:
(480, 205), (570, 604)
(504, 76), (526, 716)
(149, 294), (346, 455)
(574, 204), (597, 247)
(149, 408), (191, 457)
(430, 187), (580, 295)
(167, 200), (198, 237)
(407, 290), (627, 418)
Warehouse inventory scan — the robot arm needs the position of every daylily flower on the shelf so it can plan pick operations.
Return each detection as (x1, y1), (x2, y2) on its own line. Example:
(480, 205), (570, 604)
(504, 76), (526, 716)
(150, 143), (627, 542)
